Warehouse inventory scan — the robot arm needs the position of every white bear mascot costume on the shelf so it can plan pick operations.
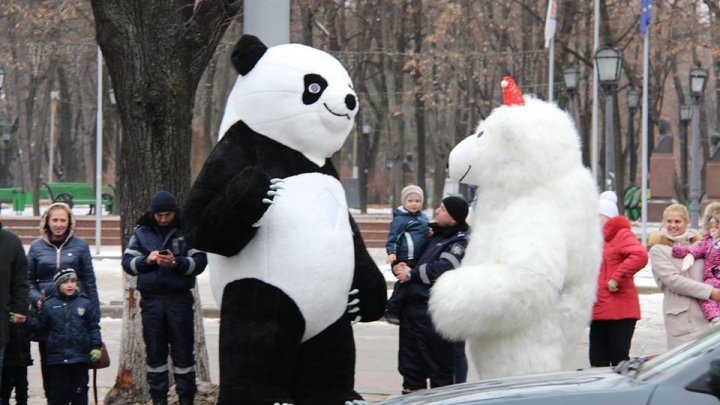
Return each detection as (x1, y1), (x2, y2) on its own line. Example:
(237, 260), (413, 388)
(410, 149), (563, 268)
(429, 77), (602, 379)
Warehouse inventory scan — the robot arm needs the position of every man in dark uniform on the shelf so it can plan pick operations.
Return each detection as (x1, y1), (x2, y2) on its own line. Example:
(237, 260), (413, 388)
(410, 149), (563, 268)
(393, 196), (470, 394)
(122, 190), (208, 405)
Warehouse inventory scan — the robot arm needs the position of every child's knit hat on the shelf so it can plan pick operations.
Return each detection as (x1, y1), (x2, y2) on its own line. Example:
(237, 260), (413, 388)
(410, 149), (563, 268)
(401, 185), (424, 204)
(54, 268), (77, 289)
(598, 191), (619, 219)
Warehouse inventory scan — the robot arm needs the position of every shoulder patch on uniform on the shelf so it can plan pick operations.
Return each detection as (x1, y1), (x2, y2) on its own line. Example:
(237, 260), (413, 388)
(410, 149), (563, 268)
(77, 307), (86, 316)
(451, 243), (464, 256)
(128, 235), (137, 247)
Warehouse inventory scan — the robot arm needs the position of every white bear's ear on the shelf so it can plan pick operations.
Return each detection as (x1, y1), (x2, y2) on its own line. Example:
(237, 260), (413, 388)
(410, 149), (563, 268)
(231, 35), (268, 76)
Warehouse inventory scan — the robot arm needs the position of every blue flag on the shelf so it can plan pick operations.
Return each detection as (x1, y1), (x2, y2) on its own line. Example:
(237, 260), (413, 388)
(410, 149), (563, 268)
(640, 0), (652, 38)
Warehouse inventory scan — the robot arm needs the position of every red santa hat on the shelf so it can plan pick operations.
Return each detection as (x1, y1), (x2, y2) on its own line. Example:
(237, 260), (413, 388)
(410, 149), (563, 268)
(501, 76), (525, 106)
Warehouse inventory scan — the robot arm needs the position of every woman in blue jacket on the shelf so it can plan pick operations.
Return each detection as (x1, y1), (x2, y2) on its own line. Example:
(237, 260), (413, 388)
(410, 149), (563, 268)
(27, 202), (99, 402)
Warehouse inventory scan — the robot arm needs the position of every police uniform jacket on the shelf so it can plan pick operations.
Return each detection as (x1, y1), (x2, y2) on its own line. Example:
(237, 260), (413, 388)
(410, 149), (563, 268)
(404, 222), (469, 303)
(122, 212), (207, 296)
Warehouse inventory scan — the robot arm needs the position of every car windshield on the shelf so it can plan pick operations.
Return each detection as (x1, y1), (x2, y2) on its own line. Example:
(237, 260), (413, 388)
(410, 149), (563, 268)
(637, 327), (720, 380)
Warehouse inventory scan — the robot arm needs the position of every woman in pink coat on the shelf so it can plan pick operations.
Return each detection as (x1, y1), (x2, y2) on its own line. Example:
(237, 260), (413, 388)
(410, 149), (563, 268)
(589, 191), (648, 367)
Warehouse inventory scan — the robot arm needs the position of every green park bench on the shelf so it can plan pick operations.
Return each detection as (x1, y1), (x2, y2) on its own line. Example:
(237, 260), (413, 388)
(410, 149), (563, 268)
(43, 182), (115, 215)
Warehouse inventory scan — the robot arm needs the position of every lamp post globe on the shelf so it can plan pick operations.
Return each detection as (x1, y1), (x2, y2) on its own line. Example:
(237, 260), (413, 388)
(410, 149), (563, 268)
(690, 65), (709, 99)
(108, 88), (116, 106)
(627, 88), (641, 111)
(594, 46), (623, 86)
(680, 104), (693, 122)
(563, 65), (580, 94)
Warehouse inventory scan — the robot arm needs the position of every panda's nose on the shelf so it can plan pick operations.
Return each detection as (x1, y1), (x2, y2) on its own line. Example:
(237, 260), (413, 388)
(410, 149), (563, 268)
(345, 94), (357, 111)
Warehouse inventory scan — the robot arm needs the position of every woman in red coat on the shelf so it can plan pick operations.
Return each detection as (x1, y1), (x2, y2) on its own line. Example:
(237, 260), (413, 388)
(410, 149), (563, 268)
(590, 191), (649, 367)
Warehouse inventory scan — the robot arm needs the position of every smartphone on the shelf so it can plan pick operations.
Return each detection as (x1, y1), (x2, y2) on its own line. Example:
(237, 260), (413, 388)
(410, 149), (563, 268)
(159, 249), (169, 255)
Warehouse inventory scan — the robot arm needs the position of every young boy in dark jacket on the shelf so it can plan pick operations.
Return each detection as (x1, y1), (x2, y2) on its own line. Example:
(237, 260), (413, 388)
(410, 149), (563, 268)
(28, 268), (102, 405)
(385, 185), (429, 325)
(1, 311), (33, 405)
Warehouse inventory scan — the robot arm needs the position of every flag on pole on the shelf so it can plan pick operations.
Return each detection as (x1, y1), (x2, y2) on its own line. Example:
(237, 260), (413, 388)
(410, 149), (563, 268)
(640, 0), (652, 38)
(544, 0), (557, 48)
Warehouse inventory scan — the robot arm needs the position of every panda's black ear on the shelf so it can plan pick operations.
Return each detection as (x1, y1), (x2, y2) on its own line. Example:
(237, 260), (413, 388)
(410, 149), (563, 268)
(231, 35), (268, 76)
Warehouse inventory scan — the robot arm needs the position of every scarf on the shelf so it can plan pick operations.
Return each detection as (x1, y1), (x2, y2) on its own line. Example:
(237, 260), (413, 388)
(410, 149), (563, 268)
(661, 228), (694, 245)
(48, 230), (70, 248)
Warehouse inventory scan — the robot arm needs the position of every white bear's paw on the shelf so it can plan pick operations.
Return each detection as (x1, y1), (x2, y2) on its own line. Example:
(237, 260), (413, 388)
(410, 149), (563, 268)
(429, 268), (486, 340)
(262, 178), (285, 205)
(273, 403), (293, 405)
(347, 288), (361, 325)
(344, 401), (368, 405)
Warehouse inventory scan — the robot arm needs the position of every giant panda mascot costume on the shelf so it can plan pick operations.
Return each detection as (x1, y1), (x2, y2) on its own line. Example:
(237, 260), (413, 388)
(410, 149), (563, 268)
(429, 77), (603, 379)
(182, 35), (387, 405)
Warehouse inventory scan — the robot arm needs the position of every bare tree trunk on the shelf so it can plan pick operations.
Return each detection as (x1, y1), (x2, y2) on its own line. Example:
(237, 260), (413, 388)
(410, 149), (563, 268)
(90, 1), (240, 403)
(379, 2), (405, 206)
(410, 0), (427, 206)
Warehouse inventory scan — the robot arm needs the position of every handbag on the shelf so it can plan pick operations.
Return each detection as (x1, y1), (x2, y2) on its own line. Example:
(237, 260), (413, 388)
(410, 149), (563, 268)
(89, 343), (110, 369)
(89, 343), (110, 405)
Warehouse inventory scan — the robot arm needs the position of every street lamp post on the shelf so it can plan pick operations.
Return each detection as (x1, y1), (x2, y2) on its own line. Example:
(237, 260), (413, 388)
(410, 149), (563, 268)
(0, 67), (5, 94)
(359, 119), (371, 213)
(626, 88), (641, 185)
(689, 64), (709, 227)
(679, 104), (694, 202)
(48, 90), (60, 183)
(594, 46), (623, 191)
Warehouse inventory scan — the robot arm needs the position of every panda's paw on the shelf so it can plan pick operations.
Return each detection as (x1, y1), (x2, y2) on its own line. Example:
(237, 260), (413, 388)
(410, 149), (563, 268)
(262, 178), (285, 205)
(347, 288), (362, 325)
(345, 400), (368, 405)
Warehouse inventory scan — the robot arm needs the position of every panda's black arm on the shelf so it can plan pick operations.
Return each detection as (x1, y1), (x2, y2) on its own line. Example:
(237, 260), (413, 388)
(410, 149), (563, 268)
(348, 214), (387, 322)
(182, 133), (273, 257)
(183, 177), (259, 257)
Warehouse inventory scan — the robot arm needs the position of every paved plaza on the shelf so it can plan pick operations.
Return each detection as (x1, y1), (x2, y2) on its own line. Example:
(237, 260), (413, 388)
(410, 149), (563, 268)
(14, 245), (668, 404)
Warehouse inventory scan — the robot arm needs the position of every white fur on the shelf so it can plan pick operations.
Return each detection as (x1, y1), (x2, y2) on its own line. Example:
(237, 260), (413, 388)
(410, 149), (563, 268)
(430, 97), (602, 379)
(210, 174), (354, 342)
(218, 43), (357, 166)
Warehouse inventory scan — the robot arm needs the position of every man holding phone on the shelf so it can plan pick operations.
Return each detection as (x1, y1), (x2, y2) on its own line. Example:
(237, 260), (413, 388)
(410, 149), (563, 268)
(122, 190), (207, 405)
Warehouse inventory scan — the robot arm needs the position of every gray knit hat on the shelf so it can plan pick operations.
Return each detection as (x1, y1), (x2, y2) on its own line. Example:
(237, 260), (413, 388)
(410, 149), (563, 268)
(401, 185), (424, 205)
(54, 268), (77, 289)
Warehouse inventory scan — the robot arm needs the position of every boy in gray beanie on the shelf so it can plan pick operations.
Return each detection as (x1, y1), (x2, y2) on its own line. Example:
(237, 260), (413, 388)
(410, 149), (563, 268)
(385, 185), (429, 325)
(27, 268), (102, 404)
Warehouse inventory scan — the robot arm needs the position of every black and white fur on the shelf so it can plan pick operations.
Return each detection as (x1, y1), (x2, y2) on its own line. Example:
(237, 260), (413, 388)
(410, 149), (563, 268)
(182, 35), (386, 405)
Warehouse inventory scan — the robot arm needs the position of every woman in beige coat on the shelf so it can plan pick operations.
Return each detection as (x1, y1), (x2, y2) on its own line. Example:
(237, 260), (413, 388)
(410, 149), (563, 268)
(650, 204), (720, 349)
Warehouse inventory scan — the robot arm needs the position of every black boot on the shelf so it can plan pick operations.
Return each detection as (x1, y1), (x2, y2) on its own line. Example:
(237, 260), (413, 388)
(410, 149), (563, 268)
(150, 391), (168, 405)
(178, 395), (194, 405)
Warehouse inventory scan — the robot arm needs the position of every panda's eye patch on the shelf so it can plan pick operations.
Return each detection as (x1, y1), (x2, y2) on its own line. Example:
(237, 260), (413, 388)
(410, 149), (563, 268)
(303, 74), (328, 105)
(476, 130), (484, 139)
